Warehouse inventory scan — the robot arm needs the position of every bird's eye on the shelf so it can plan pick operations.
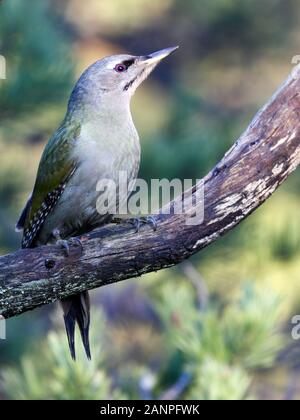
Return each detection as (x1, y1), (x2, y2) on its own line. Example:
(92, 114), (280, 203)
(114, 64), (127, 73)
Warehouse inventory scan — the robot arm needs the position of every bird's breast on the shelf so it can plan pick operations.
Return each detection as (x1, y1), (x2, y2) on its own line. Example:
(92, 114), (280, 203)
(73, 119), (141, 186)
(50, 119), (141, 233)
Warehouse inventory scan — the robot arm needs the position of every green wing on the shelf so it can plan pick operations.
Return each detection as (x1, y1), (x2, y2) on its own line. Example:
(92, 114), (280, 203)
(21, 122), (81, 248)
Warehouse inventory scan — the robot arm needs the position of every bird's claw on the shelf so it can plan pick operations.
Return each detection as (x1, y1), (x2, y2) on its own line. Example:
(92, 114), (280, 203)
(56, 238), (71, 256)
(52, 229), (83, 257)
(69, 236), (83, 249)
(129, 216), (157, 233)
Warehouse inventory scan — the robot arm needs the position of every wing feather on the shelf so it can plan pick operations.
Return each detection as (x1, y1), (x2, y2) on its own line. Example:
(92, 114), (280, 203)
(15, 193), (32, 232)
(21, 122), (81, 248)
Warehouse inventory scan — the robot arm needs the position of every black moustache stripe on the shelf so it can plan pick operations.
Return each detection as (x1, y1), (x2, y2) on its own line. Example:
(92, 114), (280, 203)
(123, 76), (137, 91)
(123, 68), (147, 91)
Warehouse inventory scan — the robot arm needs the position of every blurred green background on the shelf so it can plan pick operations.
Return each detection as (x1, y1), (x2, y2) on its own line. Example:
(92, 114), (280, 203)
(1, 0), (300, 400)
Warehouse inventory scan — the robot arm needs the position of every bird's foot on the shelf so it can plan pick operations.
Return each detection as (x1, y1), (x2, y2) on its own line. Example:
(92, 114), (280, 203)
(52, 228), (83, 257)
(112, 216), (157, 233)
(131, 216), (157, 233)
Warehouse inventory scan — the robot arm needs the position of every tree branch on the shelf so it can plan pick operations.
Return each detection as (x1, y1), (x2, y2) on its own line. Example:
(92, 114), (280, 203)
(1, 67), (300, 319)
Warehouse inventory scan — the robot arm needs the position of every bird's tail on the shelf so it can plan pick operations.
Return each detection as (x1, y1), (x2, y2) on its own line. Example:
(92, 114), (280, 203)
(61, 291), (91, 360)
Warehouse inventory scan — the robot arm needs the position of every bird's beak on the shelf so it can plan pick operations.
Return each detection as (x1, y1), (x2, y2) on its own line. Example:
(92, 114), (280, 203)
(139, 46), (179, 66)
(125, 46), (179, 94)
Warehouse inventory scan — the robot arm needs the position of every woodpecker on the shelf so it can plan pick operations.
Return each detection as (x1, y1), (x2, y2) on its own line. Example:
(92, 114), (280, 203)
(16, 46), (178, 360)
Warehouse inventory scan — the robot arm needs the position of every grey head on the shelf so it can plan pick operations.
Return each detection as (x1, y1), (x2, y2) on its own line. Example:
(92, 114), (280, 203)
(67, 46), (179, 117)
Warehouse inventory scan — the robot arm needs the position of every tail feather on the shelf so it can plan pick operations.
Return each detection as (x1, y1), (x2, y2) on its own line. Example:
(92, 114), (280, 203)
(63, 310), (76, 360)
(77, 292), (91, 360)
(61, 291), (91, 360)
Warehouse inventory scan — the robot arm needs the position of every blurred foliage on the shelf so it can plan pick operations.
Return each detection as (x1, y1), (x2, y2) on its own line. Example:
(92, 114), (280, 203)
(1, 283), (284, 400)
(0, 0), (74, 120)
(0, 0), (74, 251)
(1, 0), (300, 401)
(2, 312), (125, 400)
(187, 359), (251, 400)
(140, 88), (232, 182)
(155, 283), (284, 371)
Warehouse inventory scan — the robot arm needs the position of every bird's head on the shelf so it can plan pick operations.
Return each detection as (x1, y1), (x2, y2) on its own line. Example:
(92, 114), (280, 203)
(68, 46), (179, 114)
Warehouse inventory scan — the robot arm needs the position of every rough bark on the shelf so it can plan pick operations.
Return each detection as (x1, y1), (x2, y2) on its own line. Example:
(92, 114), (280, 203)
(1, 67), (300, 319)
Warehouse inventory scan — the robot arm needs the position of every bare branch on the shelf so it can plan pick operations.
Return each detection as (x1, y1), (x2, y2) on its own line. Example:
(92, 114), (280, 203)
(1, 67), (300, 319)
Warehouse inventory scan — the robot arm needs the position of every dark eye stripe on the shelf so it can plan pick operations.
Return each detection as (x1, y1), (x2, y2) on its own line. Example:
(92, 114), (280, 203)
(123, 59), (134, 68)
(114, 59), (135, 73)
